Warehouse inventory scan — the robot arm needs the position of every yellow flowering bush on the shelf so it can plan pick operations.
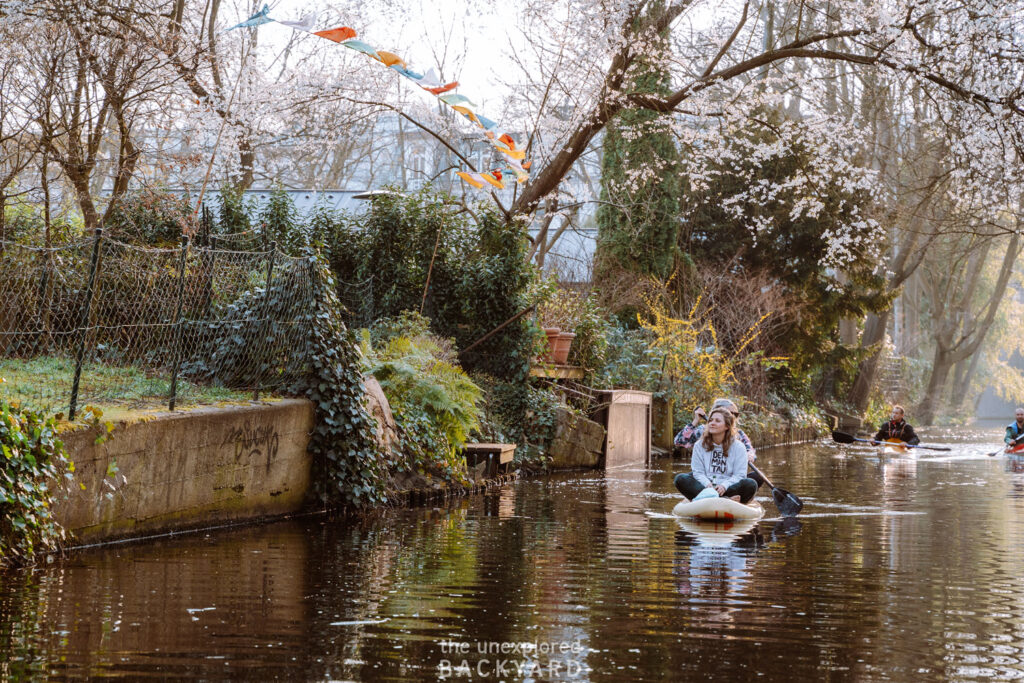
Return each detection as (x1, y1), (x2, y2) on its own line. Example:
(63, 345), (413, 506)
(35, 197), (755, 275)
(637, 292), (787, 413)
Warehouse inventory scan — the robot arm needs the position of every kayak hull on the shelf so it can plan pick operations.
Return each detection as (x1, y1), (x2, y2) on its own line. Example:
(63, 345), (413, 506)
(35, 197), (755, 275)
(881, 439), (913, 456)
(672, 497), (764, 521)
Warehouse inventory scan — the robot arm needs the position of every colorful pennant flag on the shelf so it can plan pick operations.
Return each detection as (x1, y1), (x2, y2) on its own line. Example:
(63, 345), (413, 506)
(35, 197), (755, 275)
(226, 4), (272, 31)
(278, 13), (316, 32)
(313, 26), (357, 42)
(456, 170), (506, 190)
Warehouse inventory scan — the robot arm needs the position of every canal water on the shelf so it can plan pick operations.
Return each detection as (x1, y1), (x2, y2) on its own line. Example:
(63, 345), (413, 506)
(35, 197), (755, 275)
(3, 428), (1024, 681)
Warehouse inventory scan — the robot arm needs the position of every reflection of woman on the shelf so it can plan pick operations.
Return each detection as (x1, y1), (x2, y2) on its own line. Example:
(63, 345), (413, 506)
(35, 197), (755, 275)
(673, 518), (803, 597)
(674, 408), (757, 503)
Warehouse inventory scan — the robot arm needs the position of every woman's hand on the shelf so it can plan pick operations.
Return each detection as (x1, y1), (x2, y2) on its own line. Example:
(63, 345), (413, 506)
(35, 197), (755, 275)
(692, 407), (706, 426)
(747, 453), (756, 464)
(714, 484), (726, 496)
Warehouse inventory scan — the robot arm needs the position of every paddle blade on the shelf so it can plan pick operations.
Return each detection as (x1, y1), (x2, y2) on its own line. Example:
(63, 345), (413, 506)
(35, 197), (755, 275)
(772, 486), (803, 516)
(831, 431), (856, 444)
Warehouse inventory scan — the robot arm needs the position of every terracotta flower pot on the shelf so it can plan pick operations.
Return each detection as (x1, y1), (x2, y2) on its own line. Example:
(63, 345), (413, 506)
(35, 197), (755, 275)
(551, 331), (575, 364)
(542, 326), (561, 361)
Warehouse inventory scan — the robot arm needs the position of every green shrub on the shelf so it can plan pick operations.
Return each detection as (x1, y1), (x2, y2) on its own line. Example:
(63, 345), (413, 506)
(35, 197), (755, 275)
(257, 187), (307, 255)
(595, 325), (668, 397)
(363, 311), (482, 482)
(325, 187), (538, 383)
(474, 376), (560, 464)
(0, 400), (71, 567)
(102, 189), (194, 245)
(216, 186), (255, 236)
(2, 202), (80, 245)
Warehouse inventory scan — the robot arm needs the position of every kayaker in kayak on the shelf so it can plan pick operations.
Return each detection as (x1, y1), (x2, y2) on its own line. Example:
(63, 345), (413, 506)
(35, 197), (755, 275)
(871, 405), (920, 446)
(674, 398), (762, 488)
(674, 407), (758, 503)
(1004, 408), (1024, 451)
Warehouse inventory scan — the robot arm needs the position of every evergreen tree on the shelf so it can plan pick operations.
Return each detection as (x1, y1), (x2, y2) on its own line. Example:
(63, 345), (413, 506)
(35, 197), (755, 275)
(595, 4), (681, 284)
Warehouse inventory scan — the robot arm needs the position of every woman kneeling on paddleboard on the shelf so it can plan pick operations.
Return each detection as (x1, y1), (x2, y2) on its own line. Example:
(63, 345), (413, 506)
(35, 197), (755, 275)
(674, 408), (758, 503)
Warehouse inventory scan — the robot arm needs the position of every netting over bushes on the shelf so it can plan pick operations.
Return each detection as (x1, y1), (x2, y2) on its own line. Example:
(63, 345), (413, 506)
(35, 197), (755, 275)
(0, 233), (321, 416)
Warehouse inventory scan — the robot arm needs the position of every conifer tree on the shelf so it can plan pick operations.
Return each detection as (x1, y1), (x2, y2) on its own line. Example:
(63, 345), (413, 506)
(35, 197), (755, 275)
(594, 3), (681, 284)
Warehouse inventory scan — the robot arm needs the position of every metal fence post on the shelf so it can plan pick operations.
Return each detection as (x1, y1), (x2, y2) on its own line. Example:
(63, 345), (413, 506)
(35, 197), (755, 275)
(69, 228), (103, 421)
(168, 235), (191, 411)
(35, 250), (52, 355)
(253, 241), (277, 402)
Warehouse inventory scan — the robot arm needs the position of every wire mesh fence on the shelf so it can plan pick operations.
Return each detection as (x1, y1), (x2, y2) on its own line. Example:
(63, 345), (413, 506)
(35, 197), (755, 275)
(0, 231), (322, 417)
(335, 274), (375, 329)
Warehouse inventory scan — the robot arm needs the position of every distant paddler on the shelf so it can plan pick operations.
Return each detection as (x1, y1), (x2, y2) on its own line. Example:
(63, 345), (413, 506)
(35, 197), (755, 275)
(871, 405), (920, 447)
(1004, 408), (1024, 453)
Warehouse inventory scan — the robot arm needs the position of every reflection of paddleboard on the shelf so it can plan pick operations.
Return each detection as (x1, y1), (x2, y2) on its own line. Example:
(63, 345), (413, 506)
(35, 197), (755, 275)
(672, 497), (764, 521)
(881, 438), (915, 457)
(676, 517), (758, 546)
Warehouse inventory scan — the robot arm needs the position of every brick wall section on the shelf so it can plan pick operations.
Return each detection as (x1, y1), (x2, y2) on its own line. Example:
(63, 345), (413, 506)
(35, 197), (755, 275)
(54, 399), (315, 545)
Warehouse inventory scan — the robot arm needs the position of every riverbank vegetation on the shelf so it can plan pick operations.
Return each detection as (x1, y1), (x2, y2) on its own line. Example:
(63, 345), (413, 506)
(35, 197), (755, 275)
(0, 401), (71, 568)
(4, 0), (1024, 562)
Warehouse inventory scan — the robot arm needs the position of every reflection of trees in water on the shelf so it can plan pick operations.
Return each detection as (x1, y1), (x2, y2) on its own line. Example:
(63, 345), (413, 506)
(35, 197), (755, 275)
(0, 568), (52, 679)
(302, 480), (597, 681)
(0, 522), (319, 678)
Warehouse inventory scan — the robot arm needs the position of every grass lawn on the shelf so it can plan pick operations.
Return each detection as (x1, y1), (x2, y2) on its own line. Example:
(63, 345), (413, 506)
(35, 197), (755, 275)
(0, 356), (256, 418)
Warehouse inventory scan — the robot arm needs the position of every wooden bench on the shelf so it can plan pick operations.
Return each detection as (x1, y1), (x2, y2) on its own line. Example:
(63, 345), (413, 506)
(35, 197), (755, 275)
(463, 443), (516, 478)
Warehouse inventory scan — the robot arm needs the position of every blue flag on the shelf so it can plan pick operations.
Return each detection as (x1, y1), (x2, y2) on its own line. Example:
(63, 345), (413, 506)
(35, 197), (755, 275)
(227, 5), (272, 31)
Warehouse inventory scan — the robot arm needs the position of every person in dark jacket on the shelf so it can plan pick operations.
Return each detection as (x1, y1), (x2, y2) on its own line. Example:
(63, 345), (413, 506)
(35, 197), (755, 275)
(1004, 408), (1024, 451)
(872, 405), (920, 446)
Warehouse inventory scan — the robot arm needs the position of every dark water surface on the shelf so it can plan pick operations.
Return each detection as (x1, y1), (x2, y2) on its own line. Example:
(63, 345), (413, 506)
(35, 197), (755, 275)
(4, 428), (1024, 681)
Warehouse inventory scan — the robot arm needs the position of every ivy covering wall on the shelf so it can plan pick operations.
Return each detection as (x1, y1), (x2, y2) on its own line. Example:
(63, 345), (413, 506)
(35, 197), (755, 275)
(0, 401), (71, 567)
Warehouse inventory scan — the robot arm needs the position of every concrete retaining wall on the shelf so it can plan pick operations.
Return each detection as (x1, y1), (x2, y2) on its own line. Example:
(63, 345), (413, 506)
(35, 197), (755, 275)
(55, 399), (315, 544)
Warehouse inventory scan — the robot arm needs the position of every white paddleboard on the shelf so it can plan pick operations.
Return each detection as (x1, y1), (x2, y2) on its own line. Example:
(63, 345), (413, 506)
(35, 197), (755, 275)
(672, 496), (764, 521)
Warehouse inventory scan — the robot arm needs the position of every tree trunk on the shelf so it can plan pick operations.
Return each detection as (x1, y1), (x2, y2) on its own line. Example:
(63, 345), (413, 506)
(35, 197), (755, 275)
(917, 232), (1021, 424)
(950, 348), (982, 411)
(849, 310), (890, 410)
(918, 346), (955, 424)
(848, 176), (941, 411)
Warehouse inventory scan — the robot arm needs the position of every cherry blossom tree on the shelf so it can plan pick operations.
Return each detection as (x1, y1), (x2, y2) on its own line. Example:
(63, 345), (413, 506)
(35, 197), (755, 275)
(500, 0), (1024, 263)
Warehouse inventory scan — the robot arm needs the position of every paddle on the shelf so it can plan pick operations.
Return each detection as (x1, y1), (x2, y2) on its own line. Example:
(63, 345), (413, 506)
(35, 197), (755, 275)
(831, 430), (952, 452)
(748, 461), (803, 517)
(989, 431), (1024, 457)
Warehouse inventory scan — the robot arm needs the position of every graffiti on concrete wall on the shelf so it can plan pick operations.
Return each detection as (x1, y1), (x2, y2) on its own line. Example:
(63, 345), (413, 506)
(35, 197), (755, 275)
(222, 421), (280, 464)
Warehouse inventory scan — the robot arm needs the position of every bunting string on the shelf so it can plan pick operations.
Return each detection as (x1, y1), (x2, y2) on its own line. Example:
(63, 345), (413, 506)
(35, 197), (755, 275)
(229, 6), (530, 189)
